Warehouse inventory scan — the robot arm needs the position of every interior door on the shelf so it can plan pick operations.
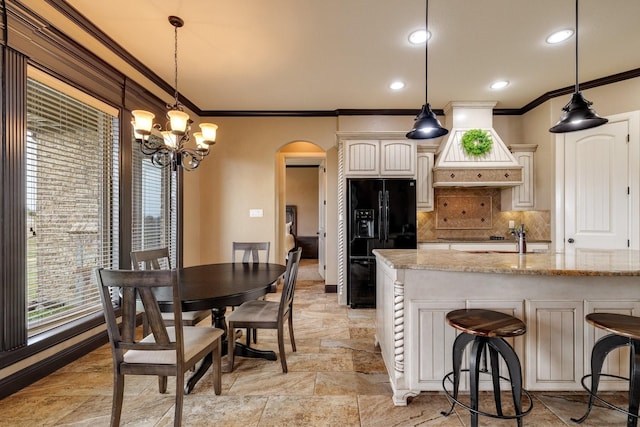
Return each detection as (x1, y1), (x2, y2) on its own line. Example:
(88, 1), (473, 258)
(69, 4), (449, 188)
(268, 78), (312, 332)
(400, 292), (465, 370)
(564, 120), (629, 251)
(317, 160), (326, 279)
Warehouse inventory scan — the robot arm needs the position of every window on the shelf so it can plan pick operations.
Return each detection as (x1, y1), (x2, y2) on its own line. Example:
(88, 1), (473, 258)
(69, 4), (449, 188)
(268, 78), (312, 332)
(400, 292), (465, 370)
(131, 145), (177, 265)
(25, 73), (119, 336)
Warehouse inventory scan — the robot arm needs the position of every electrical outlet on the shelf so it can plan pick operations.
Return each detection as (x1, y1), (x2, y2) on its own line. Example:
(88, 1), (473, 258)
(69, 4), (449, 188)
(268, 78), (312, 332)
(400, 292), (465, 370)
(509, 220), (515, 229)
(249, 209), (263, 218)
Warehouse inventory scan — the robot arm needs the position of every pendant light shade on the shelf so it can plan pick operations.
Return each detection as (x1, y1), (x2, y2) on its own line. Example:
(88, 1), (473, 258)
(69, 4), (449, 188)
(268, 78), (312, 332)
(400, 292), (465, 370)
(406, 103), (449, 139)
(406, 0), (448, 140)
(549, 92), (608, 133)
(549, 0), (607, 133)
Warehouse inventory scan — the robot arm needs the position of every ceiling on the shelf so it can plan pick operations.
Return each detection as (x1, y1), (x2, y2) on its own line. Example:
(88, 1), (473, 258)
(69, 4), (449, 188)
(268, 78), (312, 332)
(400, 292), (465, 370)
(63, 0), (640, 114)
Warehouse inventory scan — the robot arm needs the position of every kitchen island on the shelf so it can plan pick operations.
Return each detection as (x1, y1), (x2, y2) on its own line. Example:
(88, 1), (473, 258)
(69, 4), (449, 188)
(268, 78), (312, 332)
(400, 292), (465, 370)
(373, 248), (640, 405)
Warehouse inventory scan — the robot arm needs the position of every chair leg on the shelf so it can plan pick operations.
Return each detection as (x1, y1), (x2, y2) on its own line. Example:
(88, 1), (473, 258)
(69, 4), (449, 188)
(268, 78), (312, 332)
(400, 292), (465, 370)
(288, 313), (296, 352)
(228, 321), (236, 371)
(213, 342), (222, 395)
(488, 345), (503, 417)
(253, 328), (258, 344)
(174, 368), (184, 427)
(489, 338), (524, 427)
(442, 332), (475, 417)
(278, 323), (288, 373)
(111, 373), (125, 427)
(246, 327), (251, 347)
(158, 376), (168, 393)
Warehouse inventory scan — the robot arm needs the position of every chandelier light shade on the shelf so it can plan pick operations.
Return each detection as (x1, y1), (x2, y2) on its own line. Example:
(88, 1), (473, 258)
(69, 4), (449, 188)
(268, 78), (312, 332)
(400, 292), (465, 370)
(549, 0), (607, 133)
(406, 0), (448, 140)
(132, 16), (219, 170)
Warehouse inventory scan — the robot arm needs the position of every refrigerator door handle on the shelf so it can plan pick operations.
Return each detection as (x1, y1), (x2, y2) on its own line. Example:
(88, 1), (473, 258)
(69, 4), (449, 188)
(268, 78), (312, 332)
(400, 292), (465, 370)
(377, 190), (384, 242)
(384, 190), (390, 242)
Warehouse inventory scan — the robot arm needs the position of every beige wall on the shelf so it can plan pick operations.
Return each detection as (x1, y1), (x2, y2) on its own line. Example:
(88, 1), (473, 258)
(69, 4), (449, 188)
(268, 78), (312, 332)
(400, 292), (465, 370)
(286, 167), (319, 236)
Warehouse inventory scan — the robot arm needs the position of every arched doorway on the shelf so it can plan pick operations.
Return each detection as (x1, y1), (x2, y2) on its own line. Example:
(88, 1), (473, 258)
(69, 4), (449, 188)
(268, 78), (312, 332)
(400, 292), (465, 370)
(276, 142), (326, 280)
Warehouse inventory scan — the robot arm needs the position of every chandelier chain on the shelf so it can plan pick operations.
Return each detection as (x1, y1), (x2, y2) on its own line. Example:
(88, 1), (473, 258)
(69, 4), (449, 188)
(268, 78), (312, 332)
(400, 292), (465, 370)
(174, 23), (180, 108)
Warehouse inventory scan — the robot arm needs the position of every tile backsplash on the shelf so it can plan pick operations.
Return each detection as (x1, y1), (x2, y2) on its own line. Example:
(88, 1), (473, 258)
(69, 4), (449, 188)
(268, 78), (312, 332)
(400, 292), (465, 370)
(417, 188), (551, 241)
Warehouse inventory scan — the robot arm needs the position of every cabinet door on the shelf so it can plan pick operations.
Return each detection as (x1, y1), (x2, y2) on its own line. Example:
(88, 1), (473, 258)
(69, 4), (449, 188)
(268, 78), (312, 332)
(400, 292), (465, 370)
(512, 150), (535, 209)
(408, 300), (466, 390)
(416, 150), (435, 210)
(345, 140), (379, 176)
(380, 140), (415, 176)
(525, 300), (584, 390)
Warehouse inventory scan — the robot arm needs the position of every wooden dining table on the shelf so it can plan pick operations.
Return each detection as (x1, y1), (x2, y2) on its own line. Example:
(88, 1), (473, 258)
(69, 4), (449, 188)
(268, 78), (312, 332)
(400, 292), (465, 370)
(156, 262), (287, 393)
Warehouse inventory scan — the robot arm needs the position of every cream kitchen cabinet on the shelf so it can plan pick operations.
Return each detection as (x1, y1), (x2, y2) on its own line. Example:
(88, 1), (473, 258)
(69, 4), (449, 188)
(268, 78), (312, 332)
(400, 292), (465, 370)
(416, 144), (438, 211)
(502, 144), (537, 211)
(344, 140), (416, 177)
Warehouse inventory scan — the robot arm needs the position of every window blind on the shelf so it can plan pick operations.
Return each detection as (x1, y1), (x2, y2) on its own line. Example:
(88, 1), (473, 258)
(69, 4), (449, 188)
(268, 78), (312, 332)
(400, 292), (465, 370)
(25, 77), (119, 336)
(130, 139), (177, 266)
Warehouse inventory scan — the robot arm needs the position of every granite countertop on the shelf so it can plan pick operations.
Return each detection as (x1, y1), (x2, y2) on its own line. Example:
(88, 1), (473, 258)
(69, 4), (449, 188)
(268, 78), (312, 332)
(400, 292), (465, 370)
(372, 248), (640, 276)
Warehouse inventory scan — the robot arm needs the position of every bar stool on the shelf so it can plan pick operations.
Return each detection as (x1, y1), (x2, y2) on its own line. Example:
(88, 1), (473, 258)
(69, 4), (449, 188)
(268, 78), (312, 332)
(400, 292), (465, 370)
(441, 309), (533, 427)
(572, 313), (640, 427)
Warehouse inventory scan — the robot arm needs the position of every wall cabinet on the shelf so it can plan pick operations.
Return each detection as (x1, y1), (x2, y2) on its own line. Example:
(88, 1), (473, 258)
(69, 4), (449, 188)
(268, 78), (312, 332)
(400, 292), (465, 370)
(344, 140), (416, 177)
(502, 144), (537, 211)
(416, 144), (438, 211)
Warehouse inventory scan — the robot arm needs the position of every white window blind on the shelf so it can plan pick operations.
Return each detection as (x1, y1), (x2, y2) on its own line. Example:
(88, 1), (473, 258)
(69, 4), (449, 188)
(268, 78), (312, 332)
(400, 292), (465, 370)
(131, 138), (177, 266)
(26, 77), (119, 336)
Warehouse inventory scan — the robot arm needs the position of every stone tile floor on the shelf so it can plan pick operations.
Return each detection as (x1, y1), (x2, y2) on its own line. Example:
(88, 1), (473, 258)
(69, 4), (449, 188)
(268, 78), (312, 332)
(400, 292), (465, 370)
(0, 260), (631, 426)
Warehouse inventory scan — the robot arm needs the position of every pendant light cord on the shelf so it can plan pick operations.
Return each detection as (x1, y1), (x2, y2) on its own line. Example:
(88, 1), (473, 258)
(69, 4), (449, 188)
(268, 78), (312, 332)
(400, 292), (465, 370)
(174, 23), (180, 108)
(574, 0), (579, 93)
(424, 0), (429, 102)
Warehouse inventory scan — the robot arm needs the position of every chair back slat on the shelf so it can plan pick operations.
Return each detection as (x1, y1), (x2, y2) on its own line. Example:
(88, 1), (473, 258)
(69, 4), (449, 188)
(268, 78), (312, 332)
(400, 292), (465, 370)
(279, 248), (302, 318)
(232, 242), (270, 263)
(131, 247), (171, 270)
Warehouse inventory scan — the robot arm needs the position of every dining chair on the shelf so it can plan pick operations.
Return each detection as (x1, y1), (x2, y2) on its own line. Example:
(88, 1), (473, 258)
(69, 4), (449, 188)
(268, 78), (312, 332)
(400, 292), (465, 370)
(231, 241), (272, 345)
(95, 268), (223, 427)
(131, 247), (210, 334)
(228, 247), (302, 373)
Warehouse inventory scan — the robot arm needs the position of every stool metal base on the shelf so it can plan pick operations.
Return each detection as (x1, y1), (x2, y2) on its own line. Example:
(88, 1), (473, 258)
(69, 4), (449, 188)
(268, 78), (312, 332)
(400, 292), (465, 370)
(442, 369), (533, 422)
(441, 332), (532, 427)
(572, 333), (640, 427)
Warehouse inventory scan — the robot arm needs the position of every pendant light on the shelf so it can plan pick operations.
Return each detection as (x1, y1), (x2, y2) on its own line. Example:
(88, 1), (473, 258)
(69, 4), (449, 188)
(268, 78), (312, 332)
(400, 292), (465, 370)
(549, 0), (607, 133)
(406, 0), (448, 139)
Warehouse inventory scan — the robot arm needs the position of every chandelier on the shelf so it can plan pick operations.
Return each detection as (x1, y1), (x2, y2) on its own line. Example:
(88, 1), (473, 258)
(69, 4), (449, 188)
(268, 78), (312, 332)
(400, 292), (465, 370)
(132, 16), (218, 171)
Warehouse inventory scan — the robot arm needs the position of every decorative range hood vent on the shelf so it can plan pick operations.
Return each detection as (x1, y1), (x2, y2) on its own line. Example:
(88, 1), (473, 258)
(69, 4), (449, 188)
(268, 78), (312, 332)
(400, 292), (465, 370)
(433, 101), (523, 187)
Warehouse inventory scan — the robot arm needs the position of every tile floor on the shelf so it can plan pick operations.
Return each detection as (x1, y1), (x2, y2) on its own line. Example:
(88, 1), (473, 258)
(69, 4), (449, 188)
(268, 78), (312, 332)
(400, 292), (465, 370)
(0, 260), (631, 426)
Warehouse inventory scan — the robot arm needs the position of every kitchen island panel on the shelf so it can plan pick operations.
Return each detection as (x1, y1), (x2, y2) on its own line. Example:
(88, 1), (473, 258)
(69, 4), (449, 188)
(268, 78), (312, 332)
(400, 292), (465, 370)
(374, 249), (640, 405)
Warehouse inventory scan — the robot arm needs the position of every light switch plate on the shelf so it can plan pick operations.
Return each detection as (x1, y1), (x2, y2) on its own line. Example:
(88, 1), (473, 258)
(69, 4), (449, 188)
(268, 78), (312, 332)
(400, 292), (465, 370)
(249, 209), (263, 218)
(509, 220), (515, 229)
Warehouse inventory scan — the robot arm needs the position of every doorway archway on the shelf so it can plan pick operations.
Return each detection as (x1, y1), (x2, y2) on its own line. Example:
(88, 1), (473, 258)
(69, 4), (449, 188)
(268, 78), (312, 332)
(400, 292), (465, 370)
(276, 142), (326, 281)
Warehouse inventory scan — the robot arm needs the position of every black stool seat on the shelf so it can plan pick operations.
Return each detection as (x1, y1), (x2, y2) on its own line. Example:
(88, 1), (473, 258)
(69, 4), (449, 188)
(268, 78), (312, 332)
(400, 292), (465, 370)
(573, 313), (640, 427)
(442, 309), (532, 427)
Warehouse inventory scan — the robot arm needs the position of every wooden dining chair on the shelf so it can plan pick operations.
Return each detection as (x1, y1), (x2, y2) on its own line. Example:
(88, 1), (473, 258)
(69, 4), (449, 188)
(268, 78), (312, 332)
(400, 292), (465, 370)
(228, 247), (302, 373)
(95, 268), (223, 427)
(131, 247), (210, 334)
(231, 241), (272, 344)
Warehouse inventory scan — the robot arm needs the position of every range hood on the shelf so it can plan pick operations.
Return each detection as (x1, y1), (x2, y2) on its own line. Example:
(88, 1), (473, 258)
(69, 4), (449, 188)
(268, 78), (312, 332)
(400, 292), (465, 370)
(432, 101), (522, 187)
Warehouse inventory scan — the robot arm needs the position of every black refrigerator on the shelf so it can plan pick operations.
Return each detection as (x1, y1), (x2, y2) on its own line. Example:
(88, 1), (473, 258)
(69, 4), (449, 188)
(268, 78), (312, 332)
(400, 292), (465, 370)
(347, 178), (417, 308)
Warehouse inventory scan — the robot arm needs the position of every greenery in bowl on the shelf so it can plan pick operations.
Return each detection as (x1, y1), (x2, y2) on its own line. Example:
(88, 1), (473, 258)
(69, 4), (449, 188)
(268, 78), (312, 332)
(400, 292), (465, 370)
(461, 129), (493, 156)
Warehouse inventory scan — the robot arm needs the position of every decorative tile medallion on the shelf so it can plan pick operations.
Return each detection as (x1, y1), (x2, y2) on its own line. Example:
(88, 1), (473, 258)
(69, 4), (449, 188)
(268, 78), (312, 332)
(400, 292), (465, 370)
(436, 196), (492, 229)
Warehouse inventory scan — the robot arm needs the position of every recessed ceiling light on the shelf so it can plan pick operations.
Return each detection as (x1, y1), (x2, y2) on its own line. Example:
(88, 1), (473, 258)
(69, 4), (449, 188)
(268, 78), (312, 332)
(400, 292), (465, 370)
(490, 80), (510, 90)
(408, 29), (431, 45)
(390, 81), (405, 90)
(546, 29), (574, 44)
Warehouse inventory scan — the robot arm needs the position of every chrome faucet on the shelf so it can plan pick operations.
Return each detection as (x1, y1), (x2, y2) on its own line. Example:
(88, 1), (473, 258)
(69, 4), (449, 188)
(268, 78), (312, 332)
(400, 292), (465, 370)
(512, 224), (526, 254)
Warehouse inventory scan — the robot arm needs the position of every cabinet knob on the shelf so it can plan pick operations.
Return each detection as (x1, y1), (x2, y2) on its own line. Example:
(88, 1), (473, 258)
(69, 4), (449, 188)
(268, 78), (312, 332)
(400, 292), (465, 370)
(567, 238), (575, 244)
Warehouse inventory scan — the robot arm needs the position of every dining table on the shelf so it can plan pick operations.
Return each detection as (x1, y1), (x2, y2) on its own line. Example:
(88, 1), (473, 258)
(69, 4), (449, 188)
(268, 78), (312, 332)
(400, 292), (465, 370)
(156, 262), (287, 393)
